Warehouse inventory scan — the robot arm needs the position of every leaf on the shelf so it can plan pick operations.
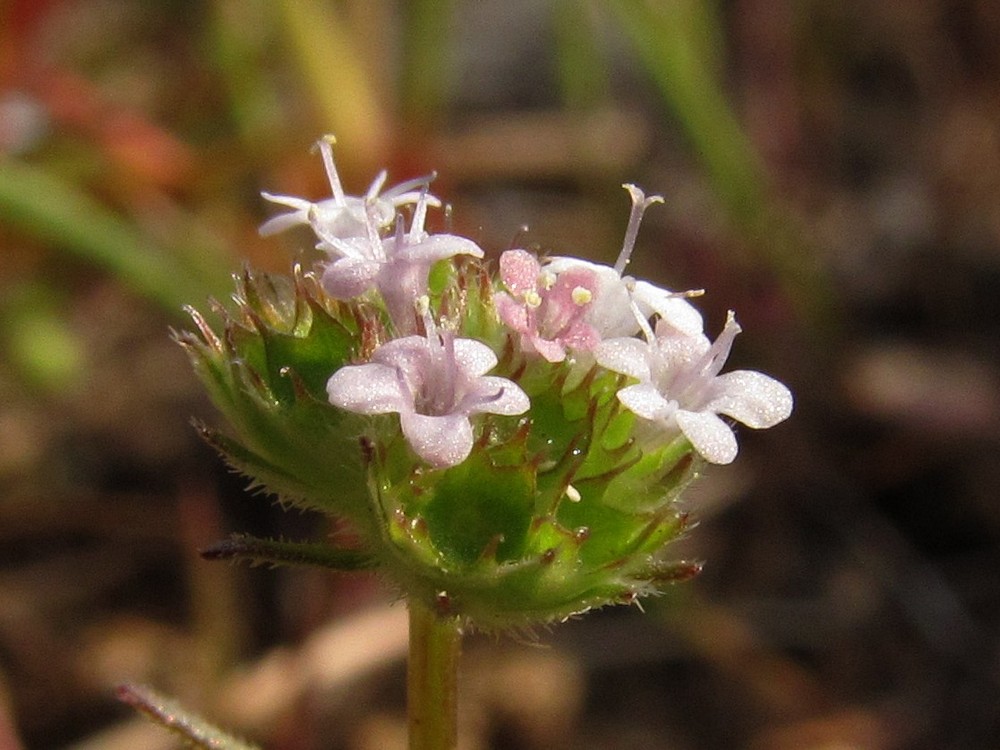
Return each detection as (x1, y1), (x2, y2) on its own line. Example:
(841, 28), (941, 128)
(201, 533), (375, 571)
(117, 683), (260, 750)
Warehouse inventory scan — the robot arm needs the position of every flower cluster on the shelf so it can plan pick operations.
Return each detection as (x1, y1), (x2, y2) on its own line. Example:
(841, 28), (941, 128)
(181, 136), (792, 628)
(264, 140), (791, 468)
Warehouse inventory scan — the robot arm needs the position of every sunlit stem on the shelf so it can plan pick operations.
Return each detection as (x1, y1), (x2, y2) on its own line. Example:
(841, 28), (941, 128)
(408, 598), (461, 750)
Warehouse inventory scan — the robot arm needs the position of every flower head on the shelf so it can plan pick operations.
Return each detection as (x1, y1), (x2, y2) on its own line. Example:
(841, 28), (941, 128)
(326, 320), (529, 468)
(596, 312), (793, 464)
(494, 248), (600, 362)
(317, 191), (484, 333)
(259, 135), (440, 240)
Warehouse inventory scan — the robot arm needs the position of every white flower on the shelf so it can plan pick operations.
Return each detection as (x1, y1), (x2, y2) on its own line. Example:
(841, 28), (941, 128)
(326, 326), (529, 468)
(259, 135), (439, 240)
(547, 184), (703, 339)
(317, 191), (484, 333)
(596, 312), (793, 464)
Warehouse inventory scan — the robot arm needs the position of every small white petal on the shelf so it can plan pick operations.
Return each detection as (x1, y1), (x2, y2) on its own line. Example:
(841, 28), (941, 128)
(617, 383), (675, 421)
(400, 412), (475, 468)
(632, 280), (704, 337)
(327, 363), (409, 414)
(675, 410), (738, 464)
(395, 233), (484, 262)
(595, 337), (653, 381)
(260, 192), (311, 211)
(708, 370), (794, 428)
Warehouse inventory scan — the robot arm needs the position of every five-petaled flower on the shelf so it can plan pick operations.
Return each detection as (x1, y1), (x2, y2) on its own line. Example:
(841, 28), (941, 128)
(259, 134), (439, 240)
(595, 312), (793, 464)
(316, 191), (484, 333)
(494, 248), (600, 362)
(326, 324), (530, 468)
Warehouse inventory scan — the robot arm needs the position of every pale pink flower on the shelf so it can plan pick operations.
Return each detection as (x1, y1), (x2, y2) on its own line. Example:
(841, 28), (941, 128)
(327, 327), (529, 468)
(259, 135), (439, 240)
(317, 192), (483, 333)
(595, 312), (793, 464)
(494, 249), (600, 362)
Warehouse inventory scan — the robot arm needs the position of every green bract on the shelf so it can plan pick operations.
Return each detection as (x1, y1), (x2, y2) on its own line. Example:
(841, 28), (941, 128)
(179, 262), (702, 629)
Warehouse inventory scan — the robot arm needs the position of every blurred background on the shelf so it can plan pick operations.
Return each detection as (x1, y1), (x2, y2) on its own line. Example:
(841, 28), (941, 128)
(2, 1), (999, 748)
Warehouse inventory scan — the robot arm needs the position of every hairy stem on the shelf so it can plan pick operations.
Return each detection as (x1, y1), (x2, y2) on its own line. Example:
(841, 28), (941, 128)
(408, 598), (461, 749)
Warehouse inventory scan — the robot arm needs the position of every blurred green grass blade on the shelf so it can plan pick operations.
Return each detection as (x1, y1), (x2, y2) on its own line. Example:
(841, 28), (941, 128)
(207, 0), (283, 145)
(0, 157), (218, 313)
(606, 0), (831, 323)
(399, 0), (456, 127)
(552, 0), (610, 111)
(607, 0), (765, 225)
(275, 0), (389, 165)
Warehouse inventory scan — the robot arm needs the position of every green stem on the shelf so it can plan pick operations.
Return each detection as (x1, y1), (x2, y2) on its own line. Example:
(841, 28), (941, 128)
(408, 598), (461, 750)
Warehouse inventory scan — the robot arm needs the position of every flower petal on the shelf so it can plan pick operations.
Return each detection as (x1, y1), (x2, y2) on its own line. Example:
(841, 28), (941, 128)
(494, 292), (530, 333)
(617, 383), (674, 421)
(452, 338), (499, 378)
(326, 363), (409, 414)
(499, 249), (541, 296)
(469, 376), (530, 415)
(632, 280), (704, 337)
(546, 257), (639, 336)
(321, 257), (380, 299)
(529, 335), (568, 362)
(400, 412), (474, 468)
(675, 410), (738, 464)
(595, 337), (653, 381)
(707, 370), (793, 428)
(560, 319), (600, 352)
(394, 233), (484, 262)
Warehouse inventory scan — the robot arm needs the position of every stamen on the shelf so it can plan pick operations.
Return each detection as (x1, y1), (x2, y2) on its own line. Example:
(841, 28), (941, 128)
(613, 183), (664, 275)
(677, 288), (706, 299)
(365, 169), (389, 200)
(416, 295), (434, 337)
(699, 311), (741, 379)
(631, 298), (656, 343)
(571, 286), (592, 306)
(316, 135), (347, 205)
(509, 224), (530, 250)
(410, 188), (429, 240)
(361, 203), (388, 261)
